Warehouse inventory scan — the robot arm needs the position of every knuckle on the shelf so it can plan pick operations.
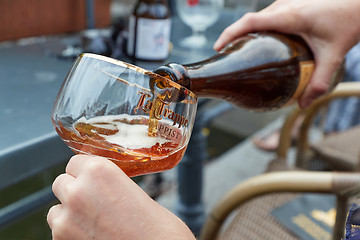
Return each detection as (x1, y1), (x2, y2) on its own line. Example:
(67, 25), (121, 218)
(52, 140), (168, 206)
(85, 157), (114, 175)
(51, 220), (68, 239)
(222, 26), (236, 39)
(238, 12), (258, 30)
(52, 173), (65, 192)
(47, 209), (55, 227)
(48, 211), (68, 238)
(52, 174), (71, 202)
(277, 7), (300, 26)
(65, 184), (83, 205)
(242, 12), (257, 24)
(309, 81), (329, 97)
(86, 159), (107, 174)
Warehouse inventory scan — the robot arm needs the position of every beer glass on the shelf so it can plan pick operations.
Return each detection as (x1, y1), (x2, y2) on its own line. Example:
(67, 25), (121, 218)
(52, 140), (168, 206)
(52, 53), (197, 177)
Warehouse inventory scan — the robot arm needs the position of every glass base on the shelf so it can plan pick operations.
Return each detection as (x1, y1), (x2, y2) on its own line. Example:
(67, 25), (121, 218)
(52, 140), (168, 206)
(180, 34), (208, 48)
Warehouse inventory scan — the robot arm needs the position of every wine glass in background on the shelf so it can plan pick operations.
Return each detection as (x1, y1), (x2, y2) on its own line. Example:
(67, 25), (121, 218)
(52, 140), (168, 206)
(176, 0), (224, 48)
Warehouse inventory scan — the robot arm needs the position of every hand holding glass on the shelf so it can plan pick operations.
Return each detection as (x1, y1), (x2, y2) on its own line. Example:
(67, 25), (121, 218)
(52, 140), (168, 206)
(52, 54), (197, 177)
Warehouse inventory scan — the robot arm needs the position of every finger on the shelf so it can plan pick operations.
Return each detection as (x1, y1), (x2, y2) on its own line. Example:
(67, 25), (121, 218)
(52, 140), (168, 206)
(48, 204), (87, 240)
(213, 11), (292, 51)
(214, 5), (307, 51)
(52, 173), (76, 203)
(47, 204), (63, 229)
(213, 13), (259, 51)
(298, 57), (342, 108)
(66, 155), (119, 178)
(65, 154), (92, 177)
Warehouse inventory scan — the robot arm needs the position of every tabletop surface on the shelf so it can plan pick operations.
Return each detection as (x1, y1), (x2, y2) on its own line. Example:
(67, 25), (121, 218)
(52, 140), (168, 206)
(0, 44), (73, 151)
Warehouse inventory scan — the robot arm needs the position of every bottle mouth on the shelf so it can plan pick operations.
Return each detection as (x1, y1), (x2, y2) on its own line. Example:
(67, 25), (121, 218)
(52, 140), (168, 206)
(79, 53), (196, 99)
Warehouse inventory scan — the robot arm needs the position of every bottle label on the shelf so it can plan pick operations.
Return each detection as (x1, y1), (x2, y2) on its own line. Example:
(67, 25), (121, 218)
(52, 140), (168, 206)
(127, 16), (171, 60)
(291, 60), (315, 102)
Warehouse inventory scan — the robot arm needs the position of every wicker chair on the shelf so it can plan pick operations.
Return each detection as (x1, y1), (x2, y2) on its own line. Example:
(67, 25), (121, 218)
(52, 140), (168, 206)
(200, 171), (360, 240)
(200, 82), (360, 240)
(293, 82), (360, 171)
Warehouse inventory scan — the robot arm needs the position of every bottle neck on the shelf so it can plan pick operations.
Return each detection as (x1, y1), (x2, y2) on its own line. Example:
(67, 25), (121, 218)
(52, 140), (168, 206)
(154, 50), (245, 96)
(133, 0), (170, 18)
(154, 63), (191, 89)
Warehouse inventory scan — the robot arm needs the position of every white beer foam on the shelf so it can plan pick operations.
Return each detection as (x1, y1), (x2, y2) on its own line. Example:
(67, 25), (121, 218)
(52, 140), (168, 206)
(76, 115), (170, 149)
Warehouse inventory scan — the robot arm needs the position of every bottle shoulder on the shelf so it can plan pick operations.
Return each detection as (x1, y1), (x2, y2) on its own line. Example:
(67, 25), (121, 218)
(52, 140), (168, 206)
(154, 63), (190, 88)
(220, 32), (313, 62)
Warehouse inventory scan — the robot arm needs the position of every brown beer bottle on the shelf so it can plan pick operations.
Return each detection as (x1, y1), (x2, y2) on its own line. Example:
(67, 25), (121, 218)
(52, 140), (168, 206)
(127, 0), (171, 61)
(154, 32), (341, 111)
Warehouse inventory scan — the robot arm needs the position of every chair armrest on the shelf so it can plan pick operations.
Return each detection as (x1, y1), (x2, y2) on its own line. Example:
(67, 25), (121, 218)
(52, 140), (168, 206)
(277, 107), (302, 159)
(296, 82), (360, 168)
(200, 171), (360, 240)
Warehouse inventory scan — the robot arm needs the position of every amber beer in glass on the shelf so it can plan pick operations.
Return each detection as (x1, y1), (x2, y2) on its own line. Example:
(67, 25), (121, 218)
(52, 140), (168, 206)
(52, 54), (197, 177)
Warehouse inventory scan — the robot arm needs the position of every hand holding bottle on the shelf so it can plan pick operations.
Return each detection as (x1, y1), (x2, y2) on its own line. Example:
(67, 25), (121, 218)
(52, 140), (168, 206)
(214, 0), (360, 108)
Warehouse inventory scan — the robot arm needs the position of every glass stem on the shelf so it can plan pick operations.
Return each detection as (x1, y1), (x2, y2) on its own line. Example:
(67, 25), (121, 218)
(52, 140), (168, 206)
(192, 28), (205, 38)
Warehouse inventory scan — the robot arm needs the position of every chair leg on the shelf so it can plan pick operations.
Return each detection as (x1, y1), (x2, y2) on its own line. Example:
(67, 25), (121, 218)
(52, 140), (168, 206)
(333, 195), (348, 240)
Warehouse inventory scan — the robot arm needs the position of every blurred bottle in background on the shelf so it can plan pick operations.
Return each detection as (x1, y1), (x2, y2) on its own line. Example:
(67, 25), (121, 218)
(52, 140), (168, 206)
(127, 0), (172, 61)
